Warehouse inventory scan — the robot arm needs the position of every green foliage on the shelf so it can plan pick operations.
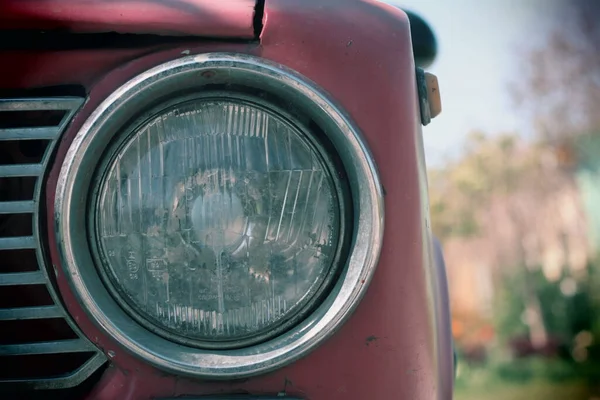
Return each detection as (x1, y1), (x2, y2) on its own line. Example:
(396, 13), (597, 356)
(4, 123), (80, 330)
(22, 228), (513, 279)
(494, 360), (535, 383)
(428, 132), (540, 241)
(455, 353), (581, 387)
(448, 5), (600, 397)
(455, 379), (590, 400)
(456, 260), (600, 398)
(493, 270), (528, 341)
(493, 358), (577, 383)
(494, 265), (599, 347)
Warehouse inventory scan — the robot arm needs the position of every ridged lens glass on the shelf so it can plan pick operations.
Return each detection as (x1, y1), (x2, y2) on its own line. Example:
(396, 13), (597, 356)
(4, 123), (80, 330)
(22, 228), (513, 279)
(94, 99), (341, 345)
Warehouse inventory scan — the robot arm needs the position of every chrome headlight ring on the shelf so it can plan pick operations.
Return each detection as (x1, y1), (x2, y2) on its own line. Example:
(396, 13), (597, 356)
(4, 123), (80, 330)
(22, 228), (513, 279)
(55, 53), (384, 379)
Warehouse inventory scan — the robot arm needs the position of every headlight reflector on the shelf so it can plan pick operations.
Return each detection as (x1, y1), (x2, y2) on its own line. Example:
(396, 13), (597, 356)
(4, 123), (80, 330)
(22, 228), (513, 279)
(94, 99), (343, 346)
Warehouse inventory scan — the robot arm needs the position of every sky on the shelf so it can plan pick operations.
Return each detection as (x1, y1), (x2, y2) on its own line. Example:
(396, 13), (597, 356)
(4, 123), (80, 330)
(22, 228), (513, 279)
(384, 0), (561, 166)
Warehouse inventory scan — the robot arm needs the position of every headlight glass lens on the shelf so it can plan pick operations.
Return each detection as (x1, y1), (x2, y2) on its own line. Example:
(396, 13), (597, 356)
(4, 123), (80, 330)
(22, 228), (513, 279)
(94, 98), (343, 346)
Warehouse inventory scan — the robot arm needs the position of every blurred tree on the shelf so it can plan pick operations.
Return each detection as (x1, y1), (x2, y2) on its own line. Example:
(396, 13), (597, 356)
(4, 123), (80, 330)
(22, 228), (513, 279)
(512, 0), (600, 142)
(441, 2), (600, 392)
(430, 130), (591, 349)
(513, 0), (600, 345)
(454, 0), (600, 344)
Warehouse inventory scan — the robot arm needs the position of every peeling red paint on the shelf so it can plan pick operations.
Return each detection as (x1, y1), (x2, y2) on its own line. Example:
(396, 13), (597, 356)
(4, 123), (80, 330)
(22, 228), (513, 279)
(0, 0), (257, 38)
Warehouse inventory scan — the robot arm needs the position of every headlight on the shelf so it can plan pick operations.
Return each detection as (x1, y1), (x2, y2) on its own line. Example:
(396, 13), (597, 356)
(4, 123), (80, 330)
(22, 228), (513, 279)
(93, 97), (346, 348)
(57, 53), (383, 378)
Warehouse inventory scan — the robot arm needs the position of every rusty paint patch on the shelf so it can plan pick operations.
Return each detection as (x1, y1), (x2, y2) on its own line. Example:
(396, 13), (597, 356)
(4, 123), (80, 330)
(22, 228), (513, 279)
(365, 335), (378, 346)
(277, 376), (293, 396)
(0, 0), (258, 39)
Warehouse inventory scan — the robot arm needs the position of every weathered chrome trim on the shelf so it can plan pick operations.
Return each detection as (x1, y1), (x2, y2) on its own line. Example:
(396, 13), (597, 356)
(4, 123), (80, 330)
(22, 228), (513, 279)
(0, 339), (93, 356)
(0, 97), (83, 111)
(0, 97), (107, 390)
(0, 126), (61, 140)
(0, 305), (63, 320)
(0, 164), (43, 177)
(0, 271), (46, 286)
(0, 236), (36, 250)
(0, 200), (35, 214)
(56, 53), (384, 379)
(0, 353), (106, 391)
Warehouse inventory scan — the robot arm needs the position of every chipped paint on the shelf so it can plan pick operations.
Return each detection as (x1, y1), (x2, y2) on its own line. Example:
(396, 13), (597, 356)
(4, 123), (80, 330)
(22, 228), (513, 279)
(365, 335), (379, 346)
(0, 0), (257, 38)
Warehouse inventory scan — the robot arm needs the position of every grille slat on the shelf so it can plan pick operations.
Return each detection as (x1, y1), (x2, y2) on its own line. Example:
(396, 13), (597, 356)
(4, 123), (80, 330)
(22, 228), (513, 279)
(0, 353), (105, 391)
(0, 164), (44, 177)
(0, 271), (45, 286)
(0, 98), (83, 112)
(0, 236), (36, 250)
(0, 306), (64, 320)
(0, 200), (36, 214)
(0, 96), (106, 390)
(0, 339), (91, 356)
(0, 127), (60, 140)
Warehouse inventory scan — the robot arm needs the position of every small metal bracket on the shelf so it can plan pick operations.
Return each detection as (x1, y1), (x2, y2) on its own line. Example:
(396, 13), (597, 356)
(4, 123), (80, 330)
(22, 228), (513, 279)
(416, 67), (441, 126)
(416, 67), (431, 126)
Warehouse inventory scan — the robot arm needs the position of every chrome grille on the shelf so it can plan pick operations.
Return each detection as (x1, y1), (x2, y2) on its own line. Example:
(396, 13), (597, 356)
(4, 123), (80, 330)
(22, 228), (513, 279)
(0, 98), (106, 390)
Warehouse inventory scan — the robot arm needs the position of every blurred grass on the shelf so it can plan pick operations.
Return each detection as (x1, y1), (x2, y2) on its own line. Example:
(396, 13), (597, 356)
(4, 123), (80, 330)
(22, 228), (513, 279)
(453, 354), (600, 400)
(455, 381), (591, 400)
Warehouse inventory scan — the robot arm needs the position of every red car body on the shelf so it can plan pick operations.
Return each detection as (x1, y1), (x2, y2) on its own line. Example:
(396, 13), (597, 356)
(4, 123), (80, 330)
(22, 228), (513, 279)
(0, 1), (453, 399)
